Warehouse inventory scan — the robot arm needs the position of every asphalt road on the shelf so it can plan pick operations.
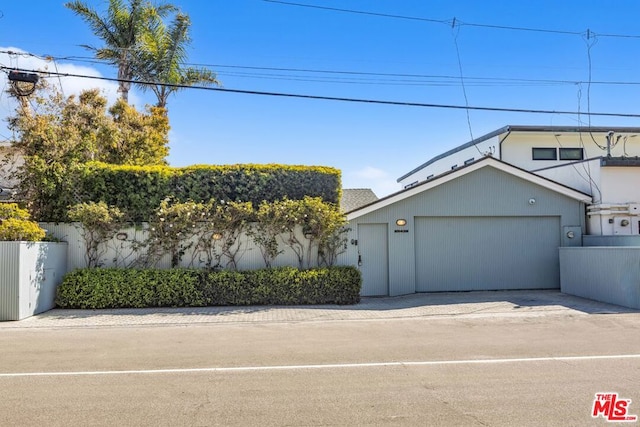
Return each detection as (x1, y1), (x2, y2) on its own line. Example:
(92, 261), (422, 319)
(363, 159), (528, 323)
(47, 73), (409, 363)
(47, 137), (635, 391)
(1, 313), (639, 426)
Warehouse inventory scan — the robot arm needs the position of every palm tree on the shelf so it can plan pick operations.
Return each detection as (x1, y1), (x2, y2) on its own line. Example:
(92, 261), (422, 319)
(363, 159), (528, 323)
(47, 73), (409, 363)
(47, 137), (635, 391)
(134, 12), (220, 109)
(66, 0), (175, 103)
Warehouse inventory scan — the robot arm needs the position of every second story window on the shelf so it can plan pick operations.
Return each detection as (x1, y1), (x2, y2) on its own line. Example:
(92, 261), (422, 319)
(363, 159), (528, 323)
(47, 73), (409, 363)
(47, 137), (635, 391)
(559, 147), (584, 160)
(532, 147), (557, 160)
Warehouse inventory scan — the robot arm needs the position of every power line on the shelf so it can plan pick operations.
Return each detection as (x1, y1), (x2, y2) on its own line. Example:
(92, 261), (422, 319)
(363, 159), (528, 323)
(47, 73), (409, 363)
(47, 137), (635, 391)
(2, 65), (640, 119)
(263, 0), (640, 39)
(32, 54), (613, 86)
(263, 0), (448, 25)
(451, 21), (480, 154)
(4, 51), (640, 88)
(213, 72), (566, 88)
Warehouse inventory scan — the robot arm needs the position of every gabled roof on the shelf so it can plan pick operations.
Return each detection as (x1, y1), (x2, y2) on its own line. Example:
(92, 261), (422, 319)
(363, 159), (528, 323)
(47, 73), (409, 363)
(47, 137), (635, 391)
(397, 125), (640, 182)
(341, 188), (378, 212)
(348, 156), (592, 219)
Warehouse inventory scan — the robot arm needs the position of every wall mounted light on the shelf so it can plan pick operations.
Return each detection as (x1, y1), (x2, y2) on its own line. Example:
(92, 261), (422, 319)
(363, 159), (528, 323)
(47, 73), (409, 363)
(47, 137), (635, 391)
(396, 219), (407, 227)
(212, 232), (223, 240)
(566, 231), (575, 239)
(621, 219), (630, 227)
(116, 232), (128, 241)
(528, 198), (536, 205)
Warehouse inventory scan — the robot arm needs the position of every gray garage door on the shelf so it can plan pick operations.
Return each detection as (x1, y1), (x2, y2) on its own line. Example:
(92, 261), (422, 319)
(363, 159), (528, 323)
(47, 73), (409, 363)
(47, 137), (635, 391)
(415, 216), (560, 292)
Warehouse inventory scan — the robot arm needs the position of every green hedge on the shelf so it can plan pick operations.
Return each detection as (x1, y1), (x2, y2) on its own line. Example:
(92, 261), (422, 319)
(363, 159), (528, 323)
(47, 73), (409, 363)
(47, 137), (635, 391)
(48, 162), (341, 222)
(55, 266), (361, 309)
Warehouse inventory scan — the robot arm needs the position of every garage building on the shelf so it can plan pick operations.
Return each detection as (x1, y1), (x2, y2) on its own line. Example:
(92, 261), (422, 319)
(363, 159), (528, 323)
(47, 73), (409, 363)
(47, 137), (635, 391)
(343, 157), (591, 296)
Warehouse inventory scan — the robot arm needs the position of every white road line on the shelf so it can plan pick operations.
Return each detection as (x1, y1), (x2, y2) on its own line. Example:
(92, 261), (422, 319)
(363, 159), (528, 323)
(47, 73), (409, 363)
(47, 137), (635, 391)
(1, 354), (639, 378)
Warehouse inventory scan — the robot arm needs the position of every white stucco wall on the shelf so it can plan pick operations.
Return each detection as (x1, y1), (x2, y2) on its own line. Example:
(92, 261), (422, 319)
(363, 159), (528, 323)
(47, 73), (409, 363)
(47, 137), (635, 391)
(534, 158), (602, 202)
(503, 131), (640, 170)
(600, 167), (640, 204)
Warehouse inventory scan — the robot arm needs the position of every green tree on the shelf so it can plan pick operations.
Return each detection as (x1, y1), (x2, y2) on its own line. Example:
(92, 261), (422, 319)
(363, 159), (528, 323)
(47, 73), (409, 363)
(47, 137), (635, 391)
(135, 12), (220, 108)
(7, 83), (169, 220)
(66, 0), (176, 103)
(105, 101), (170, 165)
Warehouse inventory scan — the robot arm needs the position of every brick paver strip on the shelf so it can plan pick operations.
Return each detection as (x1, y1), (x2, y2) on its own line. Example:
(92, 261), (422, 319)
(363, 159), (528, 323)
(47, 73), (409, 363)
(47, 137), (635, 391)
(1, 290), (636, 329)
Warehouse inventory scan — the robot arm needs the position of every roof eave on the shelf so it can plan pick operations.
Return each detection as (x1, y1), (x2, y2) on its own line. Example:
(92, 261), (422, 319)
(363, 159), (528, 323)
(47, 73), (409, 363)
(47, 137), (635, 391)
(397, 125), (640, 182)
(350, 157), (592, 220)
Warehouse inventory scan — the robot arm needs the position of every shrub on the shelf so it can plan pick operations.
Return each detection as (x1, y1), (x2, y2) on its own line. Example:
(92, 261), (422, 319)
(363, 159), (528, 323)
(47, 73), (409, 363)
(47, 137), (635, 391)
(0, 203), (31, 220)
(193, 200), (254, 271)
(143, 199), (203, 268)
(199, 270), (254, 306)
(270, 197), (348, 269)
(0, 203), (46, 241)
(55, 268), (205, 309)
(68, 201), (123, 267)
(247, 201), (284, 268)
(46, 162), (342, 222)
(55, 266), (361, 308)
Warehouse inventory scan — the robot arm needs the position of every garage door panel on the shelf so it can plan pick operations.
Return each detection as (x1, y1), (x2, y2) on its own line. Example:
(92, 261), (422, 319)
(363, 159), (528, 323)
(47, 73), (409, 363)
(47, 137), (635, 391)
(415, 216), (560, 292)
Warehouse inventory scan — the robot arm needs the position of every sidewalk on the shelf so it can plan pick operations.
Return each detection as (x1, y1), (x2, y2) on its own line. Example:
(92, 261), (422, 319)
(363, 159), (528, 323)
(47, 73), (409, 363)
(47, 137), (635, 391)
(1, 290), (637, 329)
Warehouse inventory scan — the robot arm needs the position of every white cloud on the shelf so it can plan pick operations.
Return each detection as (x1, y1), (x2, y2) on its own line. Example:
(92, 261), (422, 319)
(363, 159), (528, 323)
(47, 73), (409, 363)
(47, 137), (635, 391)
(345, 166), (401, 198)
(354, 166), (390, 180)
(0, 47), (143, 138)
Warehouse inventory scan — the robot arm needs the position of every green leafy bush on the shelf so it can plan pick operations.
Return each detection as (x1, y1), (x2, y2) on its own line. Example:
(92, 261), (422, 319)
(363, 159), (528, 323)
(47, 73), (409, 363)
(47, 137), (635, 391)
(55, 266), (361, 309)
(48, 162), (342, 222)
(55, 268), (205, 309)
(68, 201), (123, 267)
(0, 203), (46, 241)
(0, 203), (31, 220)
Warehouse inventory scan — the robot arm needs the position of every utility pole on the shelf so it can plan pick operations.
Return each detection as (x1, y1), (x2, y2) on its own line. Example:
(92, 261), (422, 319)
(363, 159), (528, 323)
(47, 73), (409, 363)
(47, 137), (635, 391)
(8, 70), (39, 115)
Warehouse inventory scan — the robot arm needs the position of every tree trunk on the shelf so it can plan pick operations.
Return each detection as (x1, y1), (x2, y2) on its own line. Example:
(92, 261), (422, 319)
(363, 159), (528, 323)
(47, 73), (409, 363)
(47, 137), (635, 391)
(118, 57), (132, 103)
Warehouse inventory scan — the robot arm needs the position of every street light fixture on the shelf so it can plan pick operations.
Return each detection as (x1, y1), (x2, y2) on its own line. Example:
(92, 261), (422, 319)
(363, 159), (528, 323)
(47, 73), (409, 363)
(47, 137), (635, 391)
(8, 70), (39, 96)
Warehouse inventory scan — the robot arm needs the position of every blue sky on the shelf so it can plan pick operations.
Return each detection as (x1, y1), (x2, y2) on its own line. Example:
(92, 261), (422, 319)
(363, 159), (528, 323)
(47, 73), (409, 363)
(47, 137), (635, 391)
(1, 0), (639, 196)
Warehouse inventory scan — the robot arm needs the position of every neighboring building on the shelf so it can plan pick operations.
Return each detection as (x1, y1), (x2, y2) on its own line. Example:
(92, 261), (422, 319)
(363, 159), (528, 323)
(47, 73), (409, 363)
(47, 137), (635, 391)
(0, 141), (22, 202)
(341, 188), (377, 212)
